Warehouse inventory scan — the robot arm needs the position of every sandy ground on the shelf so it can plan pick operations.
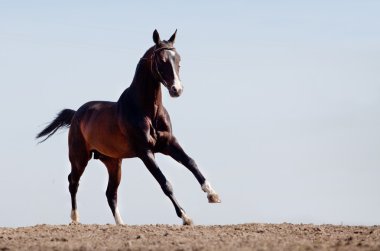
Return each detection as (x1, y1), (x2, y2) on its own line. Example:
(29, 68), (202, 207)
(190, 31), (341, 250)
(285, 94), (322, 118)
(0, 223), (379, 251)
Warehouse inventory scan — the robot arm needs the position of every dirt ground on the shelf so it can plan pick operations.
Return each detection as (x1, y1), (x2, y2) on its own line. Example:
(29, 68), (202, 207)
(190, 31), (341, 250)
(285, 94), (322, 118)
(0, 223), (379, 251)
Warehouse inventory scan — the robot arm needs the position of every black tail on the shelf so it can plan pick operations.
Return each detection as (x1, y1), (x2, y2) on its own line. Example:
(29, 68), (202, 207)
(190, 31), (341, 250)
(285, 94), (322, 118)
(36, 109), (76, 143)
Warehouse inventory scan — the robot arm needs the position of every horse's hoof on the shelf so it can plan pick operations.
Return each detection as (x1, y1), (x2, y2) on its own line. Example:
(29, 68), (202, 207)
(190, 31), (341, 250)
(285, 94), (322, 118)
(69, 221), (80, 226)
(181, 211), (193, 226)
(208, 193), (221, 203)
(182, 217), (193, 226)
(70, 210), (80, 222)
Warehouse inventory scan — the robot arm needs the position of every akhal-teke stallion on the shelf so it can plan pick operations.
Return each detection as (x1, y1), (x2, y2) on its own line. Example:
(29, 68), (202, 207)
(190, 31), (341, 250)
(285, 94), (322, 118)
(36, 30), (220, 225)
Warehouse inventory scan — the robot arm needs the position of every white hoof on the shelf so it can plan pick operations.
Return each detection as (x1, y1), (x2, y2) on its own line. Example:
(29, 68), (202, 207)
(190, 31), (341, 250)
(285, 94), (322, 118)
(181, 210), (193, 226)
(70, 210), (80, 224)
(207, 193), (221, 203)
(202, 181), (221, 203)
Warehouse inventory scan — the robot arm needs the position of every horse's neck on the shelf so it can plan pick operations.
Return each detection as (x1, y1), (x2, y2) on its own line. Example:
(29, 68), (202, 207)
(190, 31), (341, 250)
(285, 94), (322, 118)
(119, 59), (162, 119)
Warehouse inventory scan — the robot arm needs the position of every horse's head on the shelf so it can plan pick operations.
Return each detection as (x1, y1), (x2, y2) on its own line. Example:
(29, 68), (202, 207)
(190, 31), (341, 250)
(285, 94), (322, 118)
(151, 29), (183, 97)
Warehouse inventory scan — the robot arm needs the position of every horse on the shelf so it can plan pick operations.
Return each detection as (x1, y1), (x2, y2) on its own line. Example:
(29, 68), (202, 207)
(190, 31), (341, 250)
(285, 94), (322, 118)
(36, 30), (221, 225)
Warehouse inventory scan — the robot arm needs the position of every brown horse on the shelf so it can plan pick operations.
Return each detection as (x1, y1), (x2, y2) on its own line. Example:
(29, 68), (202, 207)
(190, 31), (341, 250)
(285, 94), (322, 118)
(37, 30), (220, 225)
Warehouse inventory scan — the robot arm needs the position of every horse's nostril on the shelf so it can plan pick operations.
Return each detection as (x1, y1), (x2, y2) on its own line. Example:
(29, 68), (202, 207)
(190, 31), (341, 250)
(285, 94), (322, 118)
(171, 86), (178, 93)
(169, 85), (183, 97)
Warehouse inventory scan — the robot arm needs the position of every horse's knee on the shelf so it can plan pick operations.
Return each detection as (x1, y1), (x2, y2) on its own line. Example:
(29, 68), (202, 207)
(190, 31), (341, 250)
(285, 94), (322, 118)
(185, 157), (197, 168)
(68, 172), (79, 183)
(161, 180), (173, 196)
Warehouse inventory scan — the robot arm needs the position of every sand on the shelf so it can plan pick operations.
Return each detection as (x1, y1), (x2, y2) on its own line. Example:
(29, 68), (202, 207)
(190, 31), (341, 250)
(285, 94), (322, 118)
(0, 223), (379, 251)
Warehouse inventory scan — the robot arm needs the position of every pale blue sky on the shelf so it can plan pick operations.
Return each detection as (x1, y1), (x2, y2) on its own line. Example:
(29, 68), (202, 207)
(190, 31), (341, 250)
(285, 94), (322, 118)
(0, 1), (379, 227)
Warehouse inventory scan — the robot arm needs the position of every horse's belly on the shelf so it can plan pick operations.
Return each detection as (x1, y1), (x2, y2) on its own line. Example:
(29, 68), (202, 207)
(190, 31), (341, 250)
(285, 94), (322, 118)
(87, 133), (136, 159)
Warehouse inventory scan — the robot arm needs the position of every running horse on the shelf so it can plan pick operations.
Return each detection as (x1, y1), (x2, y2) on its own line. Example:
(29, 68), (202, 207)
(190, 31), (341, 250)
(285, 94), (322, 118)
(37, 30), (220, 225)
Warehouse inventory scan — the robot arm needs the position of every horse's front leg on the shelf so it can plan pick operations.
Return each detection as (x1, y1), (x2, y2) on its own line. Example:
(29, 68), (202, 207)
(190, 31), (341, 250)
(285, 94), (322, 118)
(158, 134), (221, 203)
(139, 150), (193, 225)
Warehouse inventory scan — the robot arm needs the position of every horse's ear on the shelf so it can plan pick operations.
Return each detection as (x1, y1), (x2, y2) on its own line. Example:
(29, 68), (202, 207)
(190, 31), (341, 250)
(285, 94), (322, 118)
(168, 29), (177, 44)
(153, 29), (161, 45)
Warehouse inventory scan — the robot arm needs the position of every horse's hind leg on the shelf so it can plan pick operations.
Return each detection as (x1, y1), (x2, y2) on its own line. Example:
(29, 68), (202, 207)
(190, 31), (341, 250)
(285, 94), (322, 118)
(99, 156), (124, 225)
(140, 151), (193, 225)
(68, 130), (91, 224)
(68, 158), (89, 224)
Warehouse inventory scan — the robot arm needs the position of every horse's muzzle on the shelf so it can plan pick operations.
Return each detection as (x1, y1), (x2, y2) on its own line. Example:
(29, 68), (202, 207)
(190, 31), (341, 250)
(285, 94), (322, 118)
(169, 84), (183, 97)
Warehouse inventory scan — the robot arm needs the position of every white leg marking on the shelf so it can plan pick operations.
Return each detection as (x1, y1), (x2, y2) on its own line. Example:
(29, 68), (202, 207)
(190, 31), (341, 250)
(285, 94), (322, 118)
(114, 207), (124, 225)
(202, 180), (221, 203)
(202, 181), (217, 195)
(180, 210), (193, 225)
(70, 209), (80, 223)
